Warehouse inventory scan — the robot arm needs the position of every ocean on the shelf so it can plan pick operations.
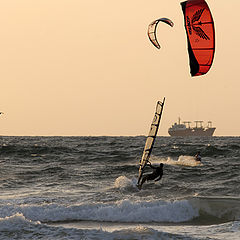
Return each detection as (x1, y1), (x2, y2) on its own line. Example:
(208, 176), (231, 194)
(0, 136), (239, 240)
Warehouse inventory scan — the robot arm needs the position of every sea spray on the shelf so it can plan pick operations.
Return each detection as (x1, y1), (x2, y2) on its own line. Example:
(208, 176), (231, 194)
(114, 176), (137, 190)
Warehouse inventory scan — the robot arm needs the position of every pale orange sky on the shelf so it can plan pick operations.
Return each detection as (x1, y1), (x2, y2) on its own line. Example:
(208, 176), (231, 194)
(0, 0), (239, 136)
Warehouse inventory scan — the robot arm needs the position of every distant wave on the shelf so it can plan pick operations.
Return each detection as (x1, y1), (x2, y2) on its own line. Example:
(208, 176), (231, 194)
(1, 136), (239, 161)
(0, 144), (74, 157)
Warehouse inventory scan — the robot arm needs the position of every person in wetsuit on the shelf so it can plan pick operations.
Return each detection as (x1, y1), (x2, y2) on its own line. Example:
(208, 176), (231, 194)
(138, 162), (163, 189)
(195, 151), (201, 161)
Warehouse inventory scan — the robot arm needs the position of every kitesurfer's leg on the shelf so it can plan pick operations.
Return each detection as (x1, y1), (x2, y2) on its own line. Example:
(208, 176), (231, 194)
(138, 175), (149, 189)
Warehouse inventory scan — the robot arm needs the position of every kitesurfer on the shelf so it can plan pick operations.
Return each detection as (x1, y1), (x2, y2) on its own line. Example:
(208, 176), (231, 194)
(138, 162), (163, 189)
(195, 151), (201, 161)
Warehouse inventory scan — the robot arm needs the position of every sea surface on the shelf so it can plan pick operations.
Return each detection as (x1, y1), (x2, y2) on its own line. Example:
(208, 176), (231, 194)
(0, 136), (239, 240)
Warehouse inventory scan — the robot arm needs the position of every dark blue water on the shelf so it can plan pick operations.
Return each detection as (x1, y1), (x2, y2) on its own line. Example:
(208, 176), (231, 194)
(0, 136), (239, 239)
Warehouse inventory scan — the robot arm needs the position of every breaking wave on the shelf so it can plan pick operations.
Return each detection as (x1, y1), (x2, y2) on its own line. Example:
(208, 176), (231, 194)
(1, 197), (239, 225)
(0, 213), (197, 240)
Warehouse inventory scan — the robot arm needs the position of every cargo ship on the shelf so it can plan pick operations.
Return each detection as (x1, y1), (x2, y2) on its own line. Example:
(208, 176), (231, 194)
(168, 118), (216, 137)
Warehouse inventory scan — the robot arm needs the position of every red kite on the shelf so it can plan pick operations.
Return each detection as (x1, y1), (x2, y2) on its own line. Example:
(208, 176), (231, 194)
(181, 0), (215, 76)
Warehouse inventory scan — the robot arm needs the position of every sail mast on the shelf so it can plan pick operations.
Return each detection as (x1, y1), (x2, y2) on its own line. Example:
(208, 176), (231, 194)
(137, 98), (165, 185)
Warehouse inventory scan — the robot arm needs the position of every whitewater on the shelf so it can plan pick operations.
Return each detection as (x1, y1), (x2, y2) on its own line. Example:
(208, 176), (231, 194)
(0, 136), (239, 239)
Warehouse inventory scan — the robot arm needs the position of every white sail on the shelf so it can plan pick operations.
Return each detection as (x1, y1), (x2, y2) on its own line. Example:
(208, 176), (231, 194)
(137, 98), (165, 185)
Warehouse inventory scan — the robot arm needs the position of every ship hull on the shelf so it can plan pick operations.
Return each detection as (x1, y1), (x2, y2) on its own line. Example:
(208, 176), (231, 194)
(168, 128), (216, 137)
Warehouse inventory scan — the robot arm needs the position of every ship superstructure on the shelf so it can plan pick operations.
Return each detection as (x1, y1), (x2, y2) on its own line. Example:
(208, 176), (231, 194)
(168, 118), (216, 137)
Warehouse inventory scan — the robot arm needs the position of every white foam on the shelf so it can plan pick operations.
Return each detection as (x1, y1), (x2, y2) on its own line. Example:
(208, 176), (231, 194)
(0, 212), (199, 240)
(0, 212), (87, 240)
(0, 213), (239, 240)
(176, 155), (203, 167)
(0, 199), (199, 223)
(0, 213), (40, 231)
(114, 176), (137, 190)
(151, 155), (202, 167)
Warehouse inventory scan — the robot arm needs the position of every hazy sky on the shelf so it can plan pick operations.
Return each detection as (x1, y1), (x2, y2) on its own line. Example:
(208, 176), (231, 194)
(0, 0), (239, 136)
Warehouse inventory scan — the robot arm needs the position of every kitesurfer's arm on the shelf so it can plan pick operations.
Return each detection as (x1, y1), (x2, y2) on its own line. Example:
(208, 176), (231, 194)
(148, 162), (157, 169)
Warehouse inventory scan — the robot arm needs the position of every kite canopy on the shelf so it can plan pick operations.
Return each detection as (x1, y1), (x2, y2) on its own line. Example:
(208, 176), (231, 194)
(147, 18), (174, 49)
(181, 0), (215, 77)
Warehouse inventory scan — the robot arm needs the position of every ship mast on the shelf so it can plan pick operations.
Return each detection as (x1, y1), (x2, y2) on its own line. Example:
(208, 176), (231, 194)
(178, 117), (181, 125)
